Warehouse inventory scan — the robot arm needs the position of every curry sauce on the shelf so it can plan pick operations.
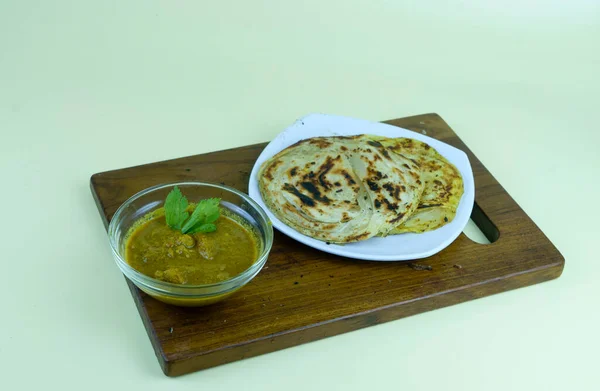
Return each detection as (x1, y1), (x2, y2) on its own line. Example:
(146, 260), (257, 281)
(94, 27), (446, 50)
(125, 211), (259, 285)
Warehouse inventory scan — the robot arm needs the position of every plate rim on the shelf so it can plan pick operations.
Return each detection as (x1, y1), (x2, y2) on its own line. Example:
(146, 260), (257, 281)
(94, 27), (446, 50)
(248, 113), (475, 261)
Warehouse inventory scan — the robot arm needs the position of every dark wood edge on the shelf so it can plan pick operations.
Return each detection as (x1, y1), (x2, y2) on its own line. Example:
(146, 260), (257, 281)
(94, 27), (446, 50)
(125, 279), (170, 375)
(165, 260), (563, 376)
(90, 112), (439, 182)
(89, 178), (110, 229)
(90, 179), (169, 372)
(90, 142), (269, 181)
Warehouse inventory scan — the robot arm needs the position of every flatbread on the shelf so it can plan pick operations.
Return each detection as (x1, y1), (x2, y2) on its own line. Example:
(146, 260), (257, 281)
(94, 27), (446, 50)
(258, 136), (424, 243)
(373, 137), (464, 233)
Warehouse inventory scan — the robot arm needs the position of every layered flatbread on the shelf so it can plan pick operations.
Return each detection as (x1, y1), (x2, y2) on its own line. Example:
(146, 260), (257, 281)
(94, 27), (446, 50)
(258, 136), (424, 243)
(374, 137), (464, 233)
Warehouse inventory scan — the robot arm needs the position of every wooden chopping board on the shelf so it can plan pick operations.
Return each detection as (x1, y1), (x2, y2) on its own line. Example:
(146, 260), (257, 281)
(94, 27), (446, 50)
(90, 113), (564, 376)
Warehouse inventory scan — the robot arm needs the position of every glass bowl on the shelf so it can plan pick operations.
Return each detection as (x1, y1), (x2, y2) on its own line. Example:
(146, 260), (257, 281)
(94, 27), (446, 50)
(108, 182), (273, 307)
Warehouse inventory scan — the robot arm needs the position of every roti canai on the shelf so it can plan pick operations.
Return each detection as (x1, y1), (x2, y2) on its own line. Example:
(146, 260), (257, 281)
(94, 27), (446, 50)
(258, 135), (424, 243)
(373, 137), (464, 233)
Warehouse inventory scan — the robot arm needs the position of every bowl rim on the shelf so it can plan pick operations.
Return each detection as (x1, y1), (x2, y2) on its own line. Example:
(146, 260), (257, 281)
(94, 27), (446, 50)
(107, 181), (273, 293)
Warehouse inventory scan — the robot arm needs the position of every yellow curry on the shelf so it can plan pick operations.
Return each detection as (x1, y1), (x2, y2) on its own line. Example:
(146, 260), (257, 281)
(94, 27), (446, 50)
(125, 209), (259, 285)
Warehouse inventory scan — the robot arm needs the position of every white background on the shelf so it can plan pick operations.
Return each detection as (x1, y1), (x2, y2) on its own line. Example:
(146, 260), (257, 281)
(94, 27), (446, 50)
(1, 1), (598, 390)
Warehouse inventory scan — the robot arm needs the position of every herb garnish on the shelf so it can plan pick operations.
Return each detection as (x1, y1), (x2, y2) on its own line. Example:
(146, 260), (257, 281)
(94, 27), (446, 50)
(164, 186), (220, 234)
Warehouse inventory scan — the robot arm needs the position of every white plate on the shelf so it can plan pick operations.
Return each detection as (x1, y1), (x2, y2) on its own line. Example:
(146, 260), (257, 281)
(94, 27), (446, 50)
(248, 113), (475, 261)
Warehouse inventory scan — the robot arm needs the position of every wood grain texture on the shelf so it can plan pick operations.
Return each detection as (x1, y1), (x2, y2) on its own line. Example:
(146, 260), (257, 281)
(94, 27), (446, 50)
(90, 113), (564, 376)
